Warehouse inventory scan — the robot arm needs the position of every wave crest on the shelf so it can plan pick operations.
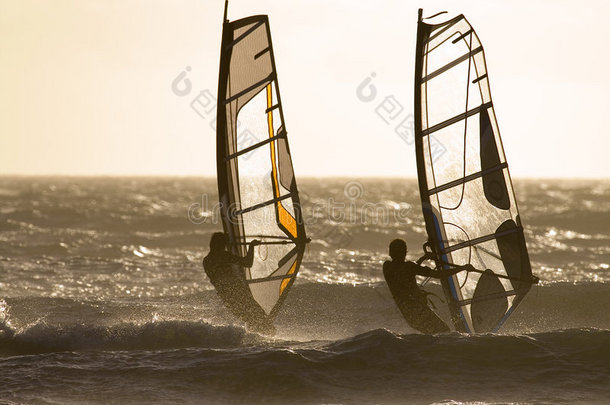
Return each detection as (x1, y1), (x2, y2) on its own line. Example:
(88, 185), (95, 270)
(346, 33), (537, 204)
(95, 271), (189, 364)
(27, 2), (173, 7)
(0, 320), (256, 355)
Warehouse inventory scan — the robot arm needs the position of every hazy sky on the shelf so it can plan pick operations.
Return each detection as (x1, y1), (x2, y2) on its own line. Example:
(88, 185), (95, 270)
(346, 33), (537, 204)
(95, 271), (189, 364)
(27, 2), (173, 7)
(1, 0), (609, 177)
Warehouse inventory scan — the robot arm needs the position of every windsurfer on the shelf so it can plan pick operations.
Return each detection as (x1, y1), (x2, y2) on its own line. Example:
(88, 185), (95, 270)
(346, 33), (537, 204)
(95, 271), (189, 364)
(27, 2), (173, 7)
(383, 238), (473, 334)
(203, 232), (275, 334)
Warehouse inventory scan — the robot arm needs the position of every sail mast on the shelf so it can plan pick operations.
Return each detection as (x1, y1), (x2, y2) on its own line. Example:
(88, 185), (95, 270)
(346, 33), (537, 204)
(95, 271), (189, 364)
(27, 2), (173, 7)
(413, 8), (464, 332)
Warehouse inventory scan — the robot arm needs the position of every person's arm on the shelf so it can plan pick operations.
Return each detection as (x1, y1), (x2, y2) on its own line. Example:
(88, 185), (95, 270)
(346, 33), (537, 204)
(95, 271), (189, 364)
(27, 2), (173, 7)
(239, 240), (260, 268)
(413, 262), (475, 279)
(412, 263), (438, 278)
(437, 263), (475, 278)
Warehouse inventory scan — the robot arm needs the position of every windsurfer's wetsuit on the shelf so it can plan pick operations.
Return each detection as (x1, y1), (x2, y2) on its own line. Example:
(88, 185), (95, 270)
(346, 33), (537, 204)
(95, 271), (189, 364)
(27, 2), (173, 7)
(203, 245), (274, 333)
(383, 260), (462, 334)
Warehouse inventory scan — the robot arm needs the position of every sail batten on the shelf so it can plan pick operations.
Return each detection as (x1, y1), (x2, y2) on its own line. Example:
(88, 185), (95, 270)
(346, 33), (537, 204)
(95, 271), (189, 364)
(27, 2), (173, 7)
(414, 9), (533, 333)
(428, 162), (508, 195)
(440, 225), (523, 254)
(421, 102), (493, 136)
(216, 13), (307, 320)
(422, 46), (483, 82)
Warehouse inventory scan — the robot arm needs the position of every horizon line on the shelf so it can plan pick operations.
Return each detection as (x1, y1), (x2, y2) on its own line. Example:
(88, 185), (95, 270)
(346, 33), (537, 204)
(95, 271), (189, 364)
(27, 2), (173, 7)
(1, 173), (609, 181)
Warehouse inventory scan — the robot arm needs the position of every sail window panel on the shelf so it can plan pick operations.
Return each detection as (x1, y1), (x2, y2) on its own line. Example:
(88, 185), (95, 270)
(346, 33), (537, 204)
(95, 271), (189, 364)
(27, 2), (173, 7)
(443, 239), (518, 301)
(427, 19), (460, 46)
(471, 241), (506, 282)
(250, 278), (283, 315)
(423, 46), (483, 84)
(248, 252), (298, 315)
(425, 24), (480, 86)
(425, 121), (467, 188)
(427, 18), (471, 51)
(424, 39), (469, 77)
(447, 240), (507, 299)
(235, 169), (275, 212)
(456, 263), (482, 303)
(442, 224), (478, 264)
(424, 110), (512, 201)
(425, 115), (484, 188)
(235, 93), (276, 207)
(423, 64), (485, 130)
(424, 62), (472, 129)
(425, 19), (472, 67)
(240, 204), (295, 280)
(437, 176), (514, 243)
(233, 82), (271, 154)
(239, 204), (285, 251)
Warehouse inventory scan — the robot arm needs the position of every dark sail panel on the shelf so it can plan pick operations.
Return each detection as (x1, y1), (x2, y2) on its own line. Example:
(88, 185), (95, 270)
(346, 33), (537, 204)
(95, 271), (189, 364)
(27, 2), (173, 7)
(413, 9), (533, 333)
(480, 109), (510, 210)
(216, 13), (307, 320)
(471, 270), (508, 332)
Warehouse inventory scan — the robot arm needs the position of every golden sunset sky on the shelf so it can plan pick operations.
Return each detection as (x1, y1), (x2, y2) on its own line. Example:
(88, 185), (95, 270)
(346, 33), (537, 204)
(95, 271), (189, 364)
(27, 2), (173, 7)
(1, 0), (609, 177)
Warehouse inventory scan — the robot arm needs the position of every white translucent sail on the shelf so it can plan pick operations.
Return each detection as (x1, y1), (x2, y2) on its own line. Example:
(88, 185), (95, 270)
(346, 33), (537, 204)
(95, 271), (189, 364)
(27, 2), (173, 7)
(414, 10), (533, 333)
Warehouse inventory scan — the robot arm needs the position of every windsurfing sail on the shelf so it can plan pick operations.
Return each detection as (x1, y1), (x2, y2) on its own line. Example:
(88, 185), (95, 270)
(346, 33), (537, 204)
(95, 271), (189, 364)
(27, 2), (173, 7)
(215, 3), (308, 322)
(413, 9), (534, 333)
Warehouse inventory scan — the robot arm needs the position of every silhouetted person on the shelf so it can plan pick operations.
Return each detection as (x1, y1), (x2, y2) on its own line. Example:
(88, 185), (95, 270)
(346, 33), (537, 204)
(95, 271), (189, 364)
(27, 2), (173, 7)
(203, 232), (274, 334)
(383, 239), (473, 334)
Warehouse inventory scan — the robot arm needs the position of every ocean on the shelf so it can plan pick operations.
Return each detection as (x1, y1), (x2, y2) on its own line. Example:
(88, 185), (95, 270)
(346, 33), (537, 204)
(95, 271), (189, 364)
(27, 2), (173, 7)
(0, 177), (608, 404)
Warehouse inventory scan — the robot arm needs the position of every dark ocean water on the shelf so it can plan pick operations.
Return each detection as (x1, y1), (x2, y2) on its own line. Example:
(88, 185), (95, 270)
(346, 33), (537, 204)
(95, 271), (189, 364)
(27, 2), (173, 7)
(0, 177), (608, 404)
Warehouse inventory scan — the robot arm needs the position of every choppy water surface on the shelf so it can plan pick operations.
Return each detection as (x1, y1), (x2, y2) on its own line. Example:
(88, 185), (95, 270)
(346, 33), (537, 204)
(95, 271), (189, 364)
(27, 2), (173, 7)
(0, 177), (608, 404)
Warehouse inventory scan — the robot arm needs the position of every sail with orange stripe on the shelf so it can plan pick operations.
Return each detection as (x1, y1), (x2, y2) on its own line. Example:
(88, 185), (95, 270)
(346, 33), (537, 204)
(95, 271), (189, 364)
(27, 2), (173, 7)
(215, 4), (308, 321)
